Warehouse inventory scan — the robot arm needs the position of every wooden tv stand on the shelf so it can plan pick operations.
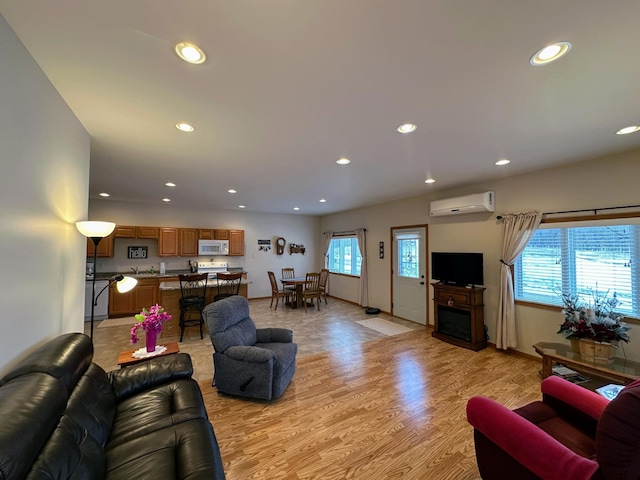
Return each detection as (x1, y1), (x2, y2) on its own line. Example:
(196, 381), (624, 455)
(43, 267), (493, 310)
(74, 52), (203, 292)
(432, 283), (486, 351)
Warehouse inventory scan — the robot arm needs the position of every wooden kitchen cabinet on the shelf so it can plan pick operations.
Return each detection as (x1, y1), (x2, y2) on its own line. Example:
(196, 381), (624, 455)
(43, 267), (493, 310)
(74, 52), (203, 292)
(228, 229), (245, 256)
(179, 228), (199, 256)
(213, 229), (230, 240)
(86, 234), (113, 258)
(158, 228), (179, 256)
(113, 226), (136, 238)
(113, 225), (158, 239)
(199, 229), (214, 239)
(109, 278), (158, 317)
(136, 226), (159, 239)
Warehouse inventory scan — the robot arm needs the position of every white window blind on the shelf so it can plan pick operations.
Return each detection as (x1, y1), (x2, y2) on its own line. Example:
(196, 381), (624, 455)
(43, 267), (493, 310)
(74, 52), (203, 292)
(328, 237), (362, 276)
(515, 221), (640, 318)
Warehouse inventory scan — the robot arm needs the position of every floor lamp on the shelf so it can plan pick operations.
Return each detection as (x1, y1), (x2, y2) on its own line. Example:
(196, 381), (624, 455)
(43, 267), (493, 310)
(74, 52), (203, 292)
(76, 221), (137, 338)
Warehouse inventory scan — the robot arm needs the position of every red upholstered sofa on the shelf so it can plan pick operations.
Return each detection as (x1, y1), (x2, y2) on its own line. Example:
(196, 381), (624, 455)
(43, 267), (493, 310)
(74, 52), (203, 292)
(467, 375), (640, 479)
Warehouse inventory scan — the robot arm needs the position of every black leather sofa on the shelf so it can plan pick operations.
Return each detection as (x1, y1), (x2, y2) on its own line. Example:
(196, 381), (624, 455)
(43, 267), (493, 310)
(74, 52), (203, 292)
(0, 333), (225, 479)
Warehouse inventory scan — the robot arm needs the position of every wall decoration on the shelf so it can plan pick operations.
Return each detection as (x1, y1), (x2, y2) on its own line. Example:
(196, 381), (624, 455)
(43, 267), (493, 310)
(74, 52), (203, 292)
(258, 239), (272, 252)
(128, 246), (148, 259)
(276, 237), (286, 255)
(379, 241), (384, 259)
(289, 243), (305, 255)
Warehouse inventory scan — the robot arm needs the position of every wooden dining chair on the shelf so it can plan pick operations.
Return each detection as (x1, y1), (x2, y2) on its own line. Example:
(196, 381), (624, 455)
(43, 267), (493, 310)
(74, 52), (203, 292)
(302, 272), (321, 311)
(281, 267), (297, 299)
(318, 268), (329, 304)
(268, 271), (292, 310)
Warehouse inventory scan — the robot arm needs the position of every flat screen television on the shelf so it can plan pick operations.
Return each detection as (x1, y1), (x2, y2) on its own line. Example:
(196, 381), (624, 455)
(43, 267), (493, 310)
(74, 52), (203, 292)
(431, 252), (484, 286)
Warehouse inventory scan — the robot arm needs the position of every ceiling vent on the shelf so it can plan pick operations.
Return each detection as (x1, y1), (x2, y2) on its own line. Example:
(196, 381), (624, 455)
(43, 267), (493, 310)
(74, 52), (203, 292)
(430, 191), (495, 217)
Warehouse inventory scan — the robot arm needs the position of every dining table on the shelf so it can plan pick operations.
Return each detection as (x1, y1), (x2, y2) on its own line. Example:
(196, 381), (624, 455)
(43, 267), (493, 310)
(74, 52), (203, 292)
(280, 277), (307, 309)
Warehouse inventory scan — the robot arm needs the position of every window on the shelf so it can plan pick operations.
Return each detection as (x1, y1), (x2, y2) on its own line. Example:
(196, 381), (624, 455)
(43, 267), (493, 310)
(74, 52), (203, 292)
(514, 221), (640, 318)
(397, 237), (419, 278)
(328, 237), (362, 276)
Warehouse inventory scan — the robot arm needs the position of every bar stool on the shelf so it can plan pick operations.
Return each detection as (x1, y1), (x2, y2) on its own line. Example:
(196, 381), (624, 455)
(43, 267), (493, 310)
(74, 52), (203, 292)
(178, 273), (208, 342)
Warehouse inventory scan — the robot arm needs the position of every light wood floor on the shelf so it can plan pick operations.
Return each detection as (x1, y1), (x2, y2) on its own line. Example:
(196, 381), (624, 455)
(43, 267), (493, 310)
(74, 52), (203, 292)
(88, 297), (543, 479)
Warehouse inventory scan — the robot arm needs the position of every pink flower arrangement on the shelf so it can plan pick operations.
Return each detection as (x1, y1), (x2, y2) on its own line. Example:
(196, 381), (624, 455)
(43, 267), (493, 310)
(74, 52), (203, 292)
(130, 304), (172, 344)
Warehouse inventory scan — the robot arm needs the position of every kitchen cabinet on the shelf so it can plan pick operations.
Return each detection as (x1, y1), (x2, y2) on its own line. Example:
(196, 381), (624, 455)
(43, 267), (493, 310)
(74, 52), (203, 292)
(158, 228), (179, 257)
(228, 229), (245, 256)
(199, 229), (214, 239)
(179, 228), (199, 256)
(214, 229), (230, 240)
(136, 226), (159, 239)
(113, 226), (136, 238)
(114, 225), (158, 239)
(109, 278), (159, 317)
(86, 234), (113, 258)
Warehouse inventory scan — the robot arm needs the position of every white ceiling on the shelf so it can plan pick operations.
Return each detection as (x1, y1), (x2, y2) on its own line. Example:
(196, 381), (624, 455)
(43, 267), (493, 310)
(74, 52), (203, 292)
(2, 1), (640, 215)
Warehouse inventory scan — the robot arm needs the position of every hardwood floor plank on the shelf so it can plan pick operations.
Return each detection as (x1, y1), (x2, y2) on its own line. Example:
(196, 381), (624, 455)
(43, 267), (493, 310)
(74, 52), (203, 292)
(90, 297), (543, 479)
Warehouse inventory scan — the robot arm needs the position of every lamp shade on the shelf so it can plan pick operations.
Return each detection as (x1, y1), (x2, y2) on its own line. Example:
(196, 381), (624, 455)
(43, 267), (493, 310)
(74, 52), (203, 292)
(76, 221), (116, 238)
(116, 276), (138, 293)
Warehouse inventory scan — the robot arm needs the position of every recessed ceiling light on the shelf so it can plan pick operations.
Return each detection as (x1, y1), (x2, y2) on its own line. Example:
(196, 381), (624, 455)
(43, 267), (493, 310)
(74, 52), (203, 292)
(530, 41), (572, 66)
(174, 42), (206, 64)
(228, 189), (237, 194)
(495, 159), (511, 166)
(424, 178), (435, 184)
(336, 157), (351, 165)
(176, 123), (195, 132)
(319, 198), (327, 203)
(616, 125), (640, 135)
(162, 198), (171, 202)
(99, 192), (110, 197)
(165, 182), (176, 187)
(397, 123), (417, 134)
(293, 207), (300, 211)
(238, 205), (246, 209)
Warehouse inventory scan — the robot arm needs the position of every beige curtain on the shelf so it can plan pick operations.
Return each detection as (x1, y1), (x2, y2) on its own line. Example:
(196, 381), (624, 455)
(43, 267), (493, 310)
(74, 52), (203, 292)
(355, 229), (369, 307)
(322, 231), (333, 268)
(496, 211), (542, 349)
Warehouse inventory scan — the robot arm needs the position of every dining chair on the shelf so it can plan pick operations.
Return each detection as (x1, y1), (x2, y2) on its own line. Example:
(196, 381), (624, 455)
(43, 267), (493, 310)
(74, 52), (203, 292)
(268, 271), (292, 310)
(318, 268), (329, 304)
(281, 267), (297, 298)
(302, 272), (321, 311)
(178, 273), (208, 342)
(214, 272), (243, 302)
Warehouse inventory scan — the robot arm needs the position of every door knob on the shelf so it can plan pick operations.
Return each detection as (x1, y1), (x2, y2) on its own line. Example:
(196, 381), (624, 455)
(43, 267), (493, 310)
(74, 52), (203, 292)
(420, 281), (425, 285)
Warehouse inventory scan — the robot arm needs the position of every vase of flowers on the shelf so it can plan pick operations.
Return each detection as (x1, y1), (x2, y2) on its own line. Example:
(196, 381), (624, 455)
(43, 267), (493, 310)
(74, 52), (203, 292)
(131, 304), (172, 353)
(557, 289), (630, 363)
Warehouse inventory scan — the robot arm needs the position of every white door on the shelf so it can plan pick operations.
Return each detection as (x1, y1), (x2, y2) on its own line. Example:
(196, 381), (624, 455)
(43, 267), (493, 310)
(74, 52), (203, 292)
(392, 227), (427, 324)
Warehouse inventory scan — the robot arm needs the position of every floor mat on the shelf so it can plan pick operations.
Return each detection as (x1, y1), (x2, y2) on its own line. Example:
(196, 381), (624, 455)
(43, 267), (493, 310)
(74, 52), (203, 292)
(356, 318), (413, 336)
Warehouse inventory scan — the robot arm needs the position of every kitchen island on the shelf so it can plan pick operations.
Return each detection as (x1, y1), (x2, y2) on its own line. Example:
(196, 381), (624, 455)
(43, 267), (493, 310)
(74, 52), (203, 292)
(159, 276), (248, 338)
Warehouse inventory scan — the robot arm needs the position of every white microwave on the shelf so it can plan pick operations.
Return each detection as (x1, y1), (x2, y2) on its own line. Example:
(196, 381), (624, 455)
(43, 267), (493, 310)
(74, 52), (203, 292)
(198, 239), (229, 256)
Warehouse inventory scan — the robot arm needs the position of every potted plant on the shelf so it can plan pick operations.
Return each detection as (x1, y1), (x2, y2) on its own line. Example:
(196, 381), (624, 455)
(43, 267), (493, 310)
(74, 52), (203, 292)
(131, 304), (172, 353)
(557, 289), (630, 364)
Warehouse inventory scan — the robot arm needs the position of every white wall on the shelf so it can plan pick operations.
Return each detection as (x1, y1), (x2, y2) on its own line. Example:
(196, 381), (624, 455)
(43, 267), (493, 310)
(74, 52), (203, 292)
(320, 149), (640, 361)
(89, 199), (321, 298)
(0, 14), (90, 373)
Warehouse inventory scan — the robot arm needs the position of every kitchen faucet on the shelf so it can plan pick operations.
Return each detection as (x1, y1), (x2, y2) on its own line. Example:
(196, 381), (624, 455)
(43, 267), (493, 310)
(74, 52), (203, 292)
(130, 267), (139, 274)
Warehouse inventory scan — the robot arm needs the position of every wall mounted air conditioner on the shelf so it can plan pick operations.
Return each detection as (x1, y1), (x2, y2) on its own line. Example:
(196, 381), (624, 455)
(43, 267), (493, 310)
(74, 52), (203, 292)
(430, 191), (495, 217)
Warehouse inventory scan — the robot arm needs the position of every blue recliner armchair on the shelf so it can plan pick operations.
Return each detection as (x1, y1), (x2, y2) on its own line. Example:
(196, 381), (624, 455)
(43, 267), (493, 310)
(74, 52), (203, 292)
(203, 296), (297, 400)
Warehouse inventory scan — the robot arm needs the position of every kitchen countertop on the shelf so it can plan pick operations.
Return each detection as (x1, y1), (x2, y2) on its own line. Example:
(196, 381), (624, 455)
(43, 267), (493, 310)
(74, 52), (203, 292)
(89, 269), (246, 282)
(159, 280), (248, 291)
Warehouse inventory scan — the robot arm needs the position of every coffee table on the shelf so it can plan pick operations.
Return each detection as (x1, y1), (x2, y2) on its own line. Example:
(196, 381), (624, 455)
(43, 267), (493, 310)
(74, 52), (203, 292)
(117, 342), (180, 368)
(534, 342), (640, 386)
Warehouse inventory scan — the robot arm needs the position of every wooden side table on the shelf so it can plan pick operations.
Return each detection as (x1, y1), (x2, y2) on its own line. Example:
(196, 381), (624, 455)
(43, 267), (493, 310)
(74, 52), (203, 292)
(117, 342), (180, 368)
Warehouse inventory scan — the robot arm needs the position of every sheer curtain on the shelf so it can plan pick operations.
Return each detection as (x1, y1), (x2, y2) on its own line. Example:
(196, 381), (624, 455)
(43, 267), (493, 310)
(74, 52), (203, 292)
(496, 211), (542, 349)
(355, 229), (369, 307)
